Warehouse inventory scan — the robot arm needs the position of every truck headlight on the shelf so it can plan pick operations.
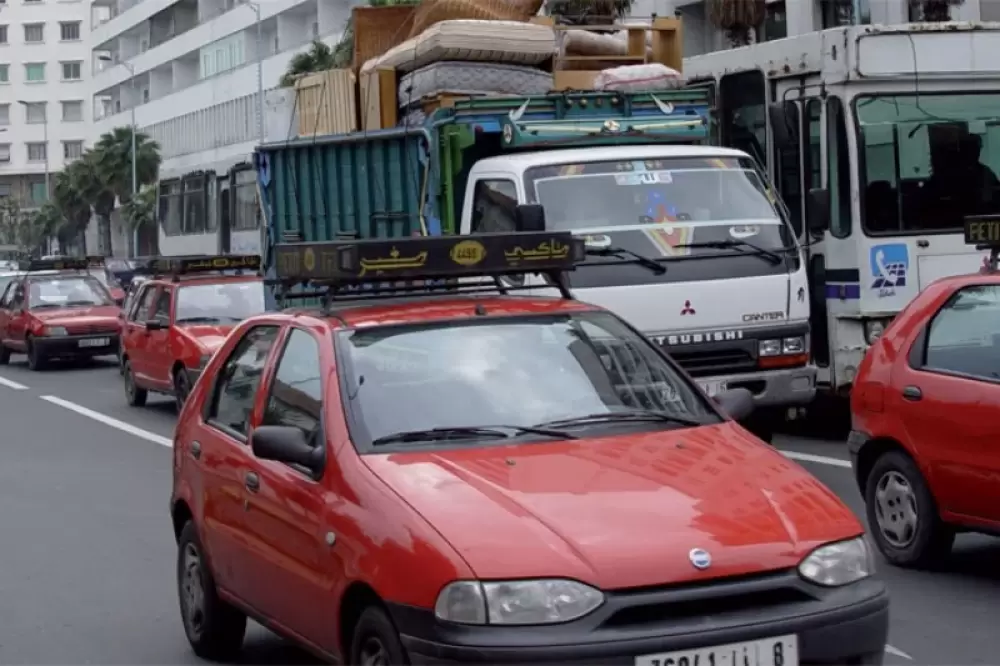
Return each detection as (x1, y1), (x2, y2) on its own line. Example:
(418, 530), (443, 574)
(44, 326), (68, 337)
(798, 537), (874, 587)
(759, 339), (782, 356)
(782, 336), (806, 354)
(434, 579), (604, 625)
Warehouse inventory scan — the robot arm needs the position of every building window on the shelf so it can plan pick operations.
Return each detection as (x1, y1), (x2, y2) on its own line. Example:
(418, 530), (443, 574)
(761, 1), (787, 42)
(823, 0), (870, 27)
(61, 100), (83, 122)
(233, 168), (259, 231)
(59, 21), (81, 41)
(159, 180), (182, 236)
(24, 102), (46, 124)
(182, 173), (206, 233)
(0, 144), (10, 164)
(0, 184), (10, 198)
(0, 103), (8, 126)
(0, 64), (8, 83)
(63, 140), (83, 160)
(23, 23), (44, 43)
(27, 142), (47, 162)
(61, 61), (82, 81)
(24, 0), (42, 4)
(24, 63), (45, 82)
(0, 25), (8, 44)
(29, 181), (47, 205)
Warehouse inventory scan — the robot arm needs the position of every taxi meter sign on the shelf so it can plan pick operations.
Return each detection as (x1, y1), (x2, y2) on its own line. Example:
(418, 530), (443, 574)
(964, 215), (1000, 245)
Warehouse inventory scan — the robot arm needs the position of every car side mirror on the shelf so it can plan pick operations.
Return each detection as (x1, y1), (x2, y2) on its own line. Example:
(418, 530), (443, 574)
(714, 387), (755, 422)
(144, 320), (165, 331)
(515, 204), (546, 232)
(768, 101), (799, 150)
(807, 187), (831, 234)
(114, 296), (125, 306)
(251, 425), (323, 473)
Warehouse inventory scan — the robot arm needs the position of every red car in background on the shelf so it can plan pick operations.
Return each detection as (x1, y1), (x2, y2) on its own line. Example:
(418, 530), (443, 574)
(851, 216), (1000, 567)
(170, 230), (888, 666)
(0, 258), (121, 370)
(121, 255), (263, 410)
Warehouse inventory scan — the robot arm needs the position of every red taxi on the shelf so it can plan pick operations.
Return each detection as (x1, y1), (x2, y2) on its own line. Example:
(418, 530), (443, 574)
(171, 230), (888, 666)
(0, 258), (121, 370)
(121, 255), (263, 410)
(851, 216), (1000, 567)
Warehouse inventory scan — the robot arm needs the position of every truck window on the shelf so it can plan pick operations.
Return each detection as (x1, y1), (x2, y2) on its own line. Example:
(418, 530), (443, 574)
(827, 96), (852, 238)
(471, 180), (518, 233)
(719, 70), (767, 168)
(856, 92), (1000, 235)
(774, 101), (803, 236)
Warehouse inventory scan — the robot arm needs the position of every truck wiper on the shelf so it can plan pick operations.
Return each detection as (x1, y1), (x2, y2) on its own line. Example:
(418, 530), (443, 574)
(371, 425), (577, 446)
(676, 239), (785, 265)
(536, 409), (704, 429)
(587, 246), (666, 274)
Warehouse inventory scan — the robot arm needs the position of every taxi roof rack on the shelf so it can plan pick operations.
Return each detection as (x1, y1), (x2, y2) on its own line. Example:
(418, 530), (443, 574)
(964, 215), (1000, 271)
(132, 254), (262, 281)
(271, 231), (586, 307)
(18, 257), (93, 273)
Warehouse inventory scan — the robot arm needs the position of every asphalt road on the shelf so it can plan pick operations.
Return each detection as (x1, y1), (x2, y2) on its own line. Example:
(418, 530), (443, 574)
(0, 356), (997, 665)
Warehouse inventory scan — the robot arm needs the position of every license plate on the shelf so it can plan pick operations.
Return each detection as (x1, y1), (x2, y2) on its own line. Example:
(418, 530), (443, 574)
(79, 338), (110, 348)
(698, 379), (725, 397)
(635, 635), (798, 666)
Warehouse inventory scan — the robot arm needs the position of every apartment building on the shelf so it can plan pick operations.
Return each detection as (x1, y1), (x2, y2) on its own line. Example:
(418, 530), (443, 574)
(89, 0), (356, 255)
(0, 0), (92, 213)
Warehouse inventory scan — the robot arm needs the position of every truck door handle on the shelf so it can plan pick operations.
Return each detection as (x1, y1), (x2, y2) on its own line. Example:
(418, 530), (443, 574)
(244, 471), (260, 493)
(902, 386), (922, 401)
(916, 239), (930, 248)
(190, 441), (201, 460)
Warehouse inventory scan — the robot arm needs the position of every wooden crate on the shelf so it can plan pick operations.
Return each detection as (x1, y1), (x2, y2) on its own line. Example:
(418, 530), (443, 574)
(352, 5), (418, 69)
(359, 68), (398, 131)
(296, 69), (358, 136)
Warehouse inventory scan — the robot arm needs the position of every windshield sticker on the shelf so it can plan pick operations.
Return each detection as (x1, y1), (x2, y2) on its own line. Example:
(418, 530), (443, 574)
(644, 225), (693, 257)
(581, 234), (612, 249)
(729, 224), (760, 239)
(556, 163), (587, 176)
(614, 171), (673, 186)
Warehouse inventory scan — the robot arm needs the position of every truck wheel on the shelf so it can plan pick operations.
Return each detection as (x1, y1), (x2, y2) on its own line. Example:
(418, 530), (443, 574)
(124, 360), (148, 407)
(350, 606), (409, 666)
(26, 336), (47, 371)
(0, 343), (9, 365)
(864, 450), (954, 568)
(177, 521), (247, 661)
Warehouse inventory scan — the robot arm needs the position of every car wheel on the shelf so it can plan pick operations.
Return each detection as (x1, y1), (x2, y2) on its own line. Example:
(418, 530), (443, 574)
(177, 521), (247, 661)
(26, 336), (47, 371)
(350, 606), (409, 666)
(124, 360), (148, 407)
(174, 369), (191, 412)
(0, 343), (9, 366)
(864, 450), (954, 568)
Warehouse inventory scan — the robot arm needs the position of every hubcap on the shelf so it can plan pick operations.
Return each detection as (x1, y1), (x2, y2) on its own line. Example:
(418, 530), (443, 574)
(125, 366), (135, 398)
(180, 542), (206, 639)
(874, 470), (919, 548)
(359, 637), (390, 666)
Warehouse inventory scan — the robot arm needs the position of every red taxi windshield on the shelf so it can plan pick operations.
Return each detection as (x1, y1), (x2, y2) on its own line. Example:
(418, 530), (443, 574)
(175, 281), (265, 324)
(27, 276), (112, 309)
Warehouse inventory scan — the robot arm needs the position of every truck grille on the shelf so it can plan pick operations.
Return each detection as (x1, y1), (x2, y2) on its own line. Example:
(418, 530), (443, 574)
(669, 348), (755, 377)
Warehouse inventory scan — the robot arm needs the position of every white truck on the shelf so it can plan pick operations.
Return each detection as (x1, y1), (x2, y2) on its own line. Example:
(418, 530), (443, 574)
(685, 21), (1000, 396)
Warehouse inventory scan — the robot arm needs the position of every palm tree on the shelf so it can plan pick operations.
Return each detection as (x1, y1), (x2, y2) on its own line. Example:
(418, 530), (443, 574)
(707, 0), (766, 46)
(69, 150), (117, 256)
(53, 163), (95, 254)
(280, 41), (338, 87)
(93, 127), (161, 206)
(120, 185), (156, 233)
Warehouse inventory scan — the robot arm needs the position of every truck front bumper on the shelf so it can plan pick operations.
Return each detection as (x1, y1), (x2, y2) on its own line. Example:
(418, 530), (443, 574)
(697, 365), (816, 408)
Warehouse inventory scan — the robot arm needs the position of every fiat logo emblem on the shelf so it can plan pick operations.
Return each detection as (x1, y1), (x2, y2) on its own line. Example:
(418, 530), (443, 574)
(689, 548), (712, 570)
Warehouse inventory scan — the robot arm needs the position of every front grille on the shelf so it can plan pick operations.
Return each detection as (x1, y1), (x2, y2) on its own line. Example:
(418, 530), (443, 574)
(670, 348), (755, 377)
(603, 586), (811, 628)
(67, 323), (118, 335)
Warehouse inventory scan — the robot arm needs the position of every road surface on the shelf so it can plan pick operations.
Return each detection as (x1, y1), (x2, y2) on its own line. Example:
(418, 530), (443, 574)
(0, 357), (996, 664)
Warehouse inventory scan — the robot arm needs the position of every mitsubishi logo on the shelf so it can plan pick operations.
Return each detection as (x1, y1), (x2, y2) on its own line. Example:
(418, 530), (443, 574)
(681, 300), (695, 315)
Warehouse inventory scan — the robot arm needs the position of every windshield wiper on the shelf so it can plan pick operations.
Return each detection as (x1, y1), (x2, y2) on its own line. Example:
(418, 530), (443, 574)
(371, 425), (577, 446)
(587, 246), (666, 274)
(536, 409), (704, 429)
(65, 300), (100, 306)
(676, 240), (785, 265)
(30, 303), (64, 309)
(176, 316), (226, 324)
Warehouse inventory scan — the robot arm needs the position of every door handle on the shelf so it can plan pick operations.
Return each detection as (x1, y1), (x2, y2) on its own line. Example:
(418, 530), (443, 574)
(190, 441), (201, 460)
(902, 385), (922, 401)
(244, 471), (260, 493)
(916, 239), (930, 248)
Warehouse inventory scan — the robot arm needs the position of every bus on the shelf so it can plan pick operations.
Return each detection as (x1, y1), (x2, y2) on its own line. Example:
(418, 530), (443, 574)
(685, 21), (1000, 395)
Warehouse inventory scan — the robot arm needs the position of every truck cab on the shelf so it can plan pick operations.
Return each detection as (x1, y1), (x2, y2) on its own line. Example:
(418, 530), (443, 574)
(459, 143), (815, 421)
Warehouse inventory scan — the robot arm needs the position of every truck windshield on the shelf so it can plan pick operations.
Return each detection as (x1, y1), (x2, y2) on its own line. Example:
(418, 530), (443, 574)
(523, 156), (796, 288)
(856, 93), (1000, 234)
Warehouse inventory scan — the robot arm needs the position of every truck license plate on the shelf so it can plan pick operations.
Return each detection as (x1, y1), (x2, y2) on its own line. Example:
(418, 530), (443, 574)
(697, 379), (725, 397)
(635, 635), (798, 666)
(79, 338), (110, 348)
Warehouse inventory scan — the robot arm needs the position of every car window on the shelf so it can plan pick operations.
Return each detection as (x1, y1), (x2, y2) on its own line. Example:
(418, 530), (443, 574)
(208, 325), (281, 438)
(131, 285), (158, 321)
(0, 281), (17, 309)
(176, 281), (265, 324)
(924, 285), (1000, 381)
(262, 329), (323, 446)
(26, 276), (111, 309)
(340, 311), (718, 448)
(471, 179), (518, 233)
(149, 289), (172, 323)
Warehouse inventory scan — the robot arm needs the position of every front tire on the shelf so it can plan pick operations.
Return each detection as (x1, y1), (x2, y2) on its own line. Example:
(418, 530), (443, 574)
(26, 336), (47, 371)
(0, 342), (10, 365)
(124, 360), (148, 407)
(174, 369), (191, 413)
(864, 450), (954, 568)
(177, 521), (247, 661)
(350, 606), (409, 666)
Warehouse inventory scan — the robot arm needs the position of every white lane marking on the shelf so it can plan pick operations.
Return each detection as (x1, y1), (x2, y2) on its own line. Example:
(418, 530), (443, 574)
(39, 395), (173, 448)
(0, 376), (29, 390)
(886, 644), (913, 660)
(780, 450), (852, 469)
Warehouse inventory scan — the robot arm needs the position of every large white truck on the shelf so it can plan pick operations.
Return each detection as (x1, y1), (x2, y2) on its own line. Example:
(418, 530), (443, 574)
(685, 21), (1000, 395)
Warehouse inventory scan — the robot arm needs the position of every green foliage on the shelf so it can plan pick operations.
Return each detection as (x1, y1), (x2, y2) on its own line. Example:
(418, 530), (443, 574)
(121, 186), (156, 231)
(280, 41), (338, 88)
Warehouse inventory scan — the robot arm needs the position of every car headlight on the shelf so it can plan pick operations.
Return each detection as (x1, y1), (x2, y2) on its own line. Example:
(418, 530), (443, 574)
(798, 536), (874, 587)
(434, 579), (604, 625)
(44, 326), (68, 337)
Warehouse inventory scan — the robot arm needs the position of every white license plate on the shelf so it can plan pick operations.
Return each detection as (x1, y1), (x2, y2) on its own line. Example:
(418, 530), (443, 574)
(635, 635), (798, 666)
(698, 380), (725, 397)
(78, 338), (110, 348)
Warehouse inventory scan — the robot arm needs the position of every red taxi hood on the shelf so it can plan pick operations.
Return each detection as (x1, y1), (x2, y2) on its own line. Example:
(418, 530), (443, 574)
(33, 305), (121, 326)
(177, 324), (235, 354)
(364, 422), (861, 590)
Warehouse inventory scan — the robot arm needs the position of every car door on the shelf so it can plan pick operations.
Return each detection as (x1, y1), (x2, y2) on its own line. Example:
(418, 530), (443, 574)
(125, 284), (159, 384)
(241, 327), (332, 646)
(199, 325), (282, 599)
(896, 282), (1000, 521)
(0, 281), (17, 345)
(143, 287), (174, 390)
(7, 282), (30, 349)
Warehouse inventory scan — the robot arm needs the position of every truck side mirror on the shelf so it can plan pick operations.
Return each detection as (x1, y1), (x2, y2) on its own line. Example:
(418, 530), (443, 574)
(768, 101), (798, 150)
(807, 187), (831, 235)
(515, 204), (546, 232)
